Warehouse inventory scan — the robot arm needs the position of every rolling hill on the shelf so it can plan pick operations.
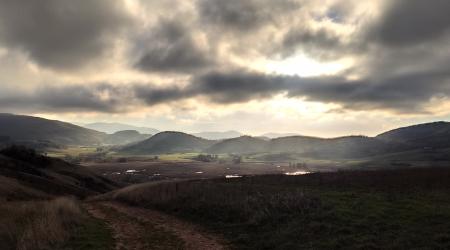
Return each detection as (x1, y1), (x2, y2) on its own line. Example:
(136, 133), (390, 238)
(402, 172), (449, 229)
(0, 113), (106, 146)
(206, 136), (269, 154)
(376, 121), (450, 149)
(121, 131), (215, 154)
(2, 114), (450, 161)
(0, 146), (120, 200)
(270, 135), (400, 159)
(84, 122), (159, 134)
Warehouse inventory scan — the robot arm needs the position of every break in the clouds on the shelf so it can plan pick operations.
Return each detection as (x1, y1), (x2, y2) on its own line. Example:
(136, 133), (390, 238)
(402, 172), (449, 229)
(1, 0), (450, 135)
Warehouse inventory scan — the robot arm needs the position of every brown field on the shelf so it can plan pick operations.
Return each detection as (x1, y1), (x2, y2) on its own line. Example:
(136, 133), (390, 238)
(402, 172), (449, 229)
(83, 160), (321, 184)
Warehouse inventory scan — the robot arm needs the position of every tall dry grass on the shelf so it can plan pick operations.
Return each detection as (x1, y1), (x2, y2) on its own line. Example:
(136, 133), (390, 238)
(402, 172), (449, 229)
(106, 180), (321, 224)
(0, 197), (85, 250)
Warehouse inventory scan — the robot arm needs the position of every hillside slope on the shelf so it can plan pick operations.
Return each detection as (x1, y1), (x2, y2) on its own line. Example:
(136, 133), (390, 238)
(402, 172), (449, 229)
(0, 146), (120, 200)
(270, 135), (400, 158)
(377, 121), (450, 149)
(206, 136), (269, 154)
(0, 113), (106, 146)
(121, 131), (215, 154)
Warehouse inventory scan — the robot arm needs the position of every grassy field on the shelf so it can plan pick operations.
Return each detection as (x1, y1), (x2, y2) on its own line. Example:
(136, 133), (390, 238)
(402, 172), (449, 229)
(103, 167), (450, 249)
(46, 146), (100, 158)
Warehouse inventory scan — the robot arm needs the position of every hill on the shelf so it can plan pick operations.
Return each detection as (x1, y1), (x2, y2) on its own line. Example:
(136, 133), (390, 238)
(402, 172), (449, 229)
(376, 121), (450, 149)
(206, 136), (269, 154)
(0, 113), (106, 146)
(121, 131), (215, 154)
(84, 122), (159, 134)
(0, 146), (120, 200)
(270, 135), (399, 159)
(193, 130), (242, 140)
(103, 130), (151, 145)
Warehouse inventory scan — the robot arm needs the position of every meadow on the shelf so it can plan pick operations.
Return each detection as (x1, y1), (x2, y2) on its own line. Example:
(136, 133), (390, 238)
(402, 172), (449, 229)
(101, 167), (450, 249)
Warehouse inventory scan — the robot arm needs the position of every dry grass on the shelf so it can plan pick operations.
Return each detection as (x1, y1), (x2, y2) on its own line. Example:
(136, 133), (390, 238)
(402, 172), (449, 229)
(0, 197), (85, 250)
(101, 168), (450, 249)
(103, 179), (320, 225)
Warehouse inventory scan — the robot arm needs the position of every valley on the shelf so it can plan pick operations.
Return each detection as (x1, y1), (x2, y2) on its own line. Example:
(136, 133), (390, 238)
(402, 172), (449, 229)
(3, 114), (450, 249)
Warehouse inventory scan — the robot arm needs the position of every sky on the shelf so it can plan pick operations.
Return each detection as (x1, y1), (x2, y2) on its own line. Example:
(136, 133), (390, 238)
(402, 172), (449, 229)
(0, 0), (450, 137)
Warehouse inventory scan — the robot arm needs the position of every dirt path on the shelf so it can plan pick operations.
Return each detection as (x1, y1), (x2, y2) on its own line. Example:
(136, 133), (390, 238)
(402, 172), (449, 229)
(84, 202), (227, 250)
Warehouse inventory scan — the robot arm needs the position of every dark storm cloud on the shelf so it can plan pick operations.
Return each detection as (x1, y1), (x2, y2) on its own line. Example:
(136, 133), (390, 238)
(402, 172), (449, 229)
(1, 0), (450, 116)
(134, 71), (288, 105)
(197, 0), (299, 31)
(192, 70), (450, 112)
(134, 20), (213, 73)
(191, 71), (287, 103)
(2, 68), (448, 114)
(370, 0), (450, 47)
(288, 70), (450, 112)
(133, 68), (450, 113)
(134, 85), (187, 105)
(0, 0), (133, 71)
(0, 84), (130, 113)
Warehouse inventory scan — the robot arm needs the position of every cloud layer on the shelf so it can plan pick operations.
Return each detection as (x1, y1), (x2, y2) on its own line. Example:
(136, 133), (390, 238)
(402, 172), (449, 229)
(0, 0), (449, 131)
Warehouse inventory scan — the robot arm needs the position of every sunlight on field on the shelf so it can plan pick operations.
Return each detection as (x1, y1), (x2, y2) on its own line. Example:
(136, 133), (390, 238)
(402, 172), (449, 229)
(46, 146), (99, 158)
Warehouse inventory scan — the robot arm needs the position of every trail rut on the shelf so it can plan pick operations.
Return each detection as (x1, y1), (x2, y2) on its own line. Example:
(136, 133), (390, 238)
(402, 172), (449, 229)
(85, 202), (227, 250)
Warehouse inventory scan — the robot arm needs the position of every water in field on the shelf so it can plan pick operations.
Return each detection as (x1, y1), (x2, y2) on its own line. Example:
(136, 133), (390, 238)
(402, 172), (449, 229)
(284, 171), (310, 176)
(225, 174), (242, 178)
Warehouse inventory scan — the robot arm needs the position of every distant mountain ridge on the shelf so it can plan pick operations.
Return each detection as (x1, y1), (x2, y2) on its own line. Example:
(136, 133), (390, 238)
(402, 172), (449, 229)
(261, 133), (300, 139)
(76, 120), (450, 157)
(193, 130), (242, 140)
(2, 114), (450, 159)
(103, 130), (152, 145)
(84, 122), (159, 134)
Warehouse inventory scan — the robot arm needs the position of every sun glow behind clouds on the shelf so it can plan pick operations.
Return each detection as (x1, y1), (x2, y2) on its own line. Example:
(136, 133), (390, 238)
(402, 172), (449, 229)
(264, 54), (353, 77)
